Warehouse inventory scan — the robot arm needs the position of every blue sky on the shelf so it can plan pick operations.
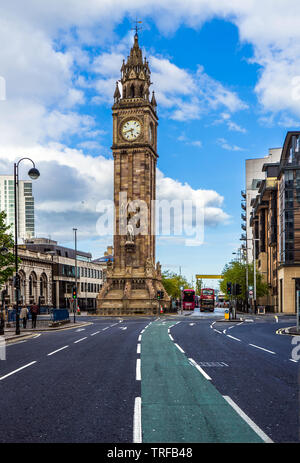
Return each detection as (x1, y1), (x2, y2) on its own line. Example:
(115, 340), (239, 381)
(0, 2), (299, 287)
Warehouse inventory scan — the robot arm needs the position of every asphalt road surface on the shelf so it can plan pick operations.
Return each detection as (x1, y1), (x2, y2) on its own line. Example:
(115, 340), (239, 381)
(0, 313), (298, 443)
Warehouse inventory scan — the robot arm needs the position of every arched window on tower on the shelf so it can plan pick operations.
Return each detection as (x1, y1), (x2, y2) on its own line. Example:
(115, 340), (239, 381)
(123, 86), (126, 98)
(139, 85), (144, 97)
(130, 84), (135, 98)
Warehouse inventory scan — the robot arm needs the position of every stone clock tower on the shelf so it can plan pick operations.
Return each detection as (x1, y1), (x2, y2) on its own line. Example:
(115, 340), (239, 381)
(96, 31), (168, 316)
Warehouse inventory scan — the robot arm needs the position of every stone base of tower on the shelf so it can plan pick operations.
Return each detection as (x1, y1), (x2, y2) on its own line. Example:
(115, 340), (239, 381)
(96, 266), (169, 316)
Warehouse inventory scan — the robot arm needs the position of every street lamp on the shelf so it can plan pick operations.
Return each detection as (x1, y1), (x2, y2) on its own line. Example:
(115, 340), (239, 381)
(14, 158), (40, 335)
(73, 228), (77, 324)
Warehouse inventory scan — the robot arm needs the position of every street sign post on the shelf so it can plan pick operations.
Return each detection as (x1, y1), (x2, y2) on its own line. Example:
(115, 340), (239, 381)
(297, 290), (300, 332)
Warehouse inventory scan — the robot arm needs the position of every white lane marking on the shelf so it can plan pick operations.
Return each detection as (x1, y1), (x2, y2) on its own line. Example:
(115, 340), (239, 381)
(214, 329), (222, 334)
(212, 322), (216, 326)
(110, 323), (118, 327)
(76, 328), (85, 332)
(169, 334), (174, 341)
(136, 358), (141, 381)
(47, 346), (69, 356)
(189, 323), (195, 326)
(228, 326), (234, 330)
(138, 334), (142, 342)
(133, 397), (142, 443)
(223, 396), (273, 443)
(189, 358), (212, 381)
(249, 344), (275, 354)
(120, 327), (127, 330)
(137, 344), (141, 354)
(175, 343), (184, 354)
(227, 335), (241, 342)
(237, 322), (244, 326)
(33, 334), (41, 338)
(140, 329), (145, 334)
(275, 316), (278, 323)
(223, 329), (227, 334)
(90, 331), (100, 336)
(74, 337), (87, 344)
(245, 319), (254, 322)
(102, 327), (109, 331)
(221, 362), (229, 366)
(0, 361), (37, 381)
(289, 358), (298, 363)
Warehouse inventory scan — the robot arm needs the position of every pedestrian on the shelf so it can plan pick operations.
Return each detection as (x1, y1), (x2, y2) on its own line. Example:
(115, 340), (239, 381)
(31, 303), (39, 329)
(20, 305), (28, 329)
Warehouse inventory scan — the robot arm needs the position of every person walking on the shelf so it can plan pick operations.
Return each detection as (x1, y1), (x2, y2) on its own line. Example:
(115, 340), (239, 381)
(20, 305), (28, 329)
(30, 303), (39, 329)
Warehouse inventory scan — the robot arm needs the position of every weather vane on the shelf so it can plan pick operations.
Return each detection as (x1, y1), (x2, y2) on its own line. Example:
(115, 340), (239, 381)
(131, 18), (142, 35)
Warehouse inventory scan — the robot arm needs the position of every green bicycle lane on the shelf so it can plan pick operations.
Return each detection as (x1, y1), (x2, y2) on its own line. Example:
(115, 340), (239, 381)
(141, 320), (265, 443)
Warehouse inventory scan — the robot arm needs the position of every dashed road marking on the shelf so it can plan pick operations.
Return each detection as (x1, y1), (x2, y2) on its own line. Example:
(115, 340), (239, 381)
(189, 358), (212, 380)
(133, 397), (142, 443)
(136, 358), (141, 381)
(74, 337), (87, 344)
(249, 344), (275, 354)
(227, 335), (241, 342)
(90, 331), (100, 336)
(47, 346), (69, 356)
(223, 396), (273, 443)
(0, 361), (37, 381)
(175, 343), (185, 354)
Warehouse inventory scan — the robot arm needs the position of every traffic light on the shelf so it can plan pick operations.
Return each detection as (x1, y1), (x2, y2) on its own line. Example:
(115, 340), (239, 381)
(157, 290), (164, 300)
(72, 287), (77, 299)
(235, 284), (242, 296)
(226, 282), (232, 295)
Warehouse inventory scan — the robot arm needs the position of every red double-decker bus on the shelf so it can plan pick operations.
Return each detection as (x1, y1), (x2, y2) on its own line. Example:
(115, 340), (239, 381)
(182, 289), (195, 310)
(200, 288), (215, 312)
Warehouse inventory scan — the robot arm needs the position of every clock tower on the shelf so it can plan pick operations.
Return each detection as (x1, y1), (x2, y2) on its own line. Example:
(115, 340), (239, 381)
(97, 31), (168, 315)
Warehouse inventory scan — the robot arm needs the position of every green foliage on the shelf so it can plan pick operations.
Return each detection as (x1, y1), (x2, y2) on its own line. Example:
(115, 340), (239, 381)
(219, 260), (268, 300)
(161, 271), (192, 299)
(196, 278), (203, 295)
(0, 211), (15, 285)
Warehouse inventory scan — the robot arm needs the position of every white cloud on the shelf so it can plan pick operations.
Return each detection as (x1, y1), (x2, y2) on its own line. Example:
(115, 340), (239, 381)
(217, 138), (245, 152)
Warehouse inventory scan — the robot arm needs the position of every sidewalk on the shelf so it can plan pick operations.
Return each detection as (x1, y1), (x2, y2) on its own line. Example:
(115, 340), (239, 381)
(2, 319), (92, 342)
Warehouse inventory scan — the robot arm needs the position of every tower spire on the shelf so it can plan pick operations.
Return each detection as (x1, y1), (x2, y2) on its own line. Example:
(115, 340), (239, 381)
(116, 22), (152, 102)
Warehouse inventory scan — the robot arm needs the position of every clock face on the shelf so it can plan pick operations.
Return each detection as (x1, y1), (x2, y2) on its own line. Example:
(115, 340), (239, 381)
(122, 119), (141, 141)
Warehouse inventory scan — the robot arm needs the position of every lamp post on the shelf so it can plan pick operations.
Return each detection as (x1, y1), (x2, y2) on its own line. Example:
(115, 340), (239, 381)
(253, 238), (259, 314)
(73, 228), (77, 324)
(14, 158), (40, 335)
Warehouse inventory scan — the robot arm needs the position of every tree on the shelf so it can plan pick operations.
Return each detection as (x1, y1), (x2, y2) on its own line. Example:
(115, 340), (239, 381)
(161, 271), (192, 299)
(196, 278), (203, 295)
(219, 260), (268, 301)
(0, 211), (16, 286)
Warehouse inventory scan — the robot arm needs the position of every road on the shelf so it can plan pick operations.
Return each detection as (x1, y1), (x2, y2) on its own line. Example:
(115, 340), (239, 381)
(0, 311), (298, 443)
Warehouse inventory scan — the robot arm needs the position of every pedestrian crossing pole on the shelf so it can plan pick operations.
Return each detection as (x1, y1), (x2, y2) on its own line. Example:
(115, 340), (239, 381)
(297, 290), (300, 332)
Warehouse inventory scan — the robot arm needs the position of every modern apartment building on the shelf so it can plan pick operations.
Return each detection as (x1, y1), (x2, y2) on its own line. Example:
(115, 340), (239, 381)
(244, 148), (282, 262)
(249, 131), (300, 313)
(0, 176), (35, 241)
